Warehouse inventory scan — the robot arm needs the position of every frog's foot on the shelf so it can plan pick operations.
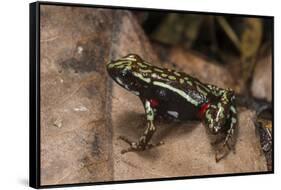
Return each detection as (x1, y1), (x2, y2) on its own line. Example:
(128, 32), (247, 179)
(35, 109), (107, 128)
(118, 136), (164, 154)
(212, 136), (235, 151)
(215, 148), (229, 162)
(215, 131), (236, 162)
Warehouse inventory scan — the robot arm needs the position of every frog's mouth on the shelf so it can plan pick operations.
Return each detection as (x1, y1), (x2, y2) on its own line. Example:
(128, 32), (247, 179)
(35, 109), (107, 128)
(109, 72), (141, 95)
(115, 76), (129, 89)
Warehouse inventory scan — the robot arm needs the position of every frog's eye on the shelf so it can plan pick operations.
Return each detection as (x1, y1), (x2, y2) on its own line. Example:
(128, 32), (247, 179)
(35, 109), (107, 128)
(126, 54), (137, 59)
(128, 54), (136, 58)
(121, 68), (128, 77)
(121, 67), (133, 79)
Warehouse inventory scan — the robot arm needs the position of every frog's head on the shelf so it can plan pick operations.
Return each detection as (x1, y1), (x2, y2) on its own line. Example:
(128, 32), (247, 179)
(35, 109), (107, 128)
(106, 54), (151, 94)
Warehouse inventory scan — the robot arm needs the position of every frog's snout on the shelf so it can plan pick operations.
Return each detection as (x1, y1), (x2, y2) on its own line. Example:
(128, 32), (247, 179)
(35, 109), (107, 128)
(106, 59), (126, 79)
(106, 60), (114, 68)
(106, 60), (118, 72)
(106, 61), (115, 75)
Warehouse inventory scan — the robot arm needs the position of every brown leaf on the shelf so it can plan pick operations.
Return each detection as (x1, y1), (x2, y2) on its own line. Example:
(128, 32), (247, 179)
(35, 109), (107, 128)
(240, 18), (263, 59)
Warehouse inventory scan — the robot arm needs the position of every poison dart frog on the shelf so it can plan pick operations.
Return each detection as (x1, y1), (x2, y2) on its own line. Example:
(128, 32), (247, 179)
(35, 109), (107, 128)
(106, 54), (238, 162)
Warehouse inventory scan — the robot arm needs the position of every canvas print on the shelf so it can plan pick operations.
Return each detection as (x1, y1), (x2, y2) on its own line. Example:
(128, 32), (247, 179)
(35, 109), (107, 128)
(30, 2), (273, 188)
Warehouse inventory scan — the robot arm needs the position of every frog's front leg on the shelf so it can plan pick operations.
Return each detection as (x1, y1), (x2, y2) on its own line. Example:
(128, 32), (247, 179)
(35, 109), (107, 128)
(119, 99), (163, 154)
(203, 87), (238, 162)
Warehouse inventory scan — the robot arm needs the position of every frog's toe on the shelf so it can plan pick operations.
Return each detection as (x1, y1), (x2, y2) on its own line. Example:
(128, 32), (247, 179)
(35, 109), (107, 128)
(215, 147), (229, 162)
(226, 140), (236, 154)
(121, 146), (135, 154)
(146, 141), (164, 149)
(120, 141), (140, 154)
(215, 140), (236, 162)
(118, 136), (133, 145)
(119, 139), (164, 154)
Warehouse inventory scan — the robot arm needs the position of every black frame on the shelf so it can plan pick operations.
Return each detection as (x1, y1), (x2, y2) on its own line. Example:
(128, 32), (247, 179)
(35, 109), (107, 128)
(29, 1), (274, 188)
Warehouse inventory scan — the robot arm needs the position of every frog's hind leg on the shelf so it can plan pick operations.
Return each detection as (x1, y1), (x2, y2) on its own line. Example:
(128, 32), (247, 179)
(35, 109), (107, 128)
(215, 103), (238, 162)
(203, 87), (238, 162)
(222, 103), (238, 150)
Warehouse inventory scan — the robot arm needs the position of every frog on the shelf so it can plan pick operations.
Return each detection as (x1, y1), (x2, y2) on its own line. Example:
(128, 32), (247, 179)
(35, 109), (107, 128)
(106, 54), (238, 162)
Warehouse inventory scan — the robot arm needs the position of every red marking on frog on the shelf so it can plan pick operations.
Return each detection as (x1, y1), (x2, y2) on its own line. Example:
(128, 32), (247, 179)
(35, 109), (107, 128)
(198, 102), (210, 119)
(149, 99), (159, 108)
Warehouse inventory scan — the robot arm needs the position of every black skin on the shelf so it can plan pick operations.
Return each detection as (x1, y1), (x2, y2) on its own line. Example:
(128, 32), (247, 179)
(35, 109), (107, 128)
(107, 54), (238, 162)
(141, 85), (201, 120)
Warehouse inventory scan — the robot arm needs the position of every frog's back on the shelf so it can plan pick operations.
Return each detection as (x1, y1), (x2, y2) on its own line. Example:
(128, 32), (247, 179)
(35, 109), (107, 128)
(145, 65), (208, 105)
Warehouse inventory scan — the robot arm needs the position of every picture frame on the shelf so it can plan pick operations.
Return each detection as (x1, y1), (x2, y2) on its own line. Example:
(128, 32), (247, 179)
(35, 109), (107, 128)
(30, 1), (274, 188)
